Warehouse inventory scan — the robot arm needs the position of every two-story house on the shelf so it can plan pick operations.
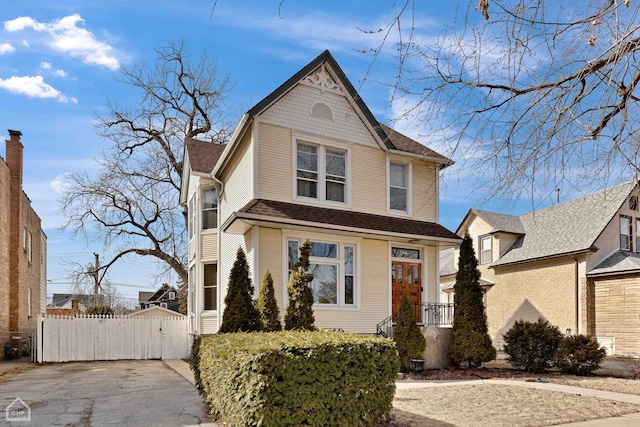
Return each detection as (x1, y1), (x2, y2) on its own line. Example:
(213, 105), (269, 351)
(180, 51), (460, 337)
(442, 181), (640, 356)
(1, 130), (47, 359)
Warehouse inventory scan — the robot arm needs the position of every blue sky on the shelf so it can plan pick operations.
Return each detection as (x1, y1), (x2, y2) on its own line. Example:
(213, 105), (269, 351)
(0, 1), (547, 304)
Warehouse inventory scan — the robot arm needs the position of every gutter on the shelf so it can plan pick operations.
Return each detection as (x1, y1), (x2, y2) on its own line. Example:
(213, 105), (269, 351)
(489, 247), (597, 269)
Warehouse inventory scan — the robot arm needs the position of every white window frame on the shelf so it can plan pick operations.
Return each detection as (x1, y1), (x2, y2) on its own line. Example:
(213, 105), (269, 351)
(284, 233), (360, 310)
(203, 263), (218, 312)
(621, 215), (632, 251)
(188, 195), (196, 240)
(387, 157), (412, 215)
(292, 135), (351, 207)
(479, 235), (492, 264)
(202, 188), (218, 231)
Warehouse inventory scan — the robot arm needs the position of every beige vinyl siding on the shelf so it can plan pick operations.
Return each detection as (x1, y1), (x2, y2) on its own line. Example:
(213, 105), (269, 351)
(411, 159), (438, 223)
(258, 227), (284, 309)
(219, 131), (253, 224)
(201, 233), (218, 260)
(258, 123), (292, 201)
(426, 245), (437, 302)
(201, 315), (218, 334)
(351, 143), (387, 215)
(313, 239), (389, 334)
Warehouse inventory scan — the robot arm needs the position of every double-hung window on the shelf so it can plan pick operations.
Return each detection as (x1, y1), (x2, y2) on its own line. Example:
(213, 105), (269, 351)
(203, 264), (217, 311)
(202, 189), (218, 230)
(389, 162), (408, 212)
(480, 235), (492, 264)
(296, 141), (347, 204)
(621, 216), (632, 251)
(287, 239), (356, 307)
(188, 196), (196, 239)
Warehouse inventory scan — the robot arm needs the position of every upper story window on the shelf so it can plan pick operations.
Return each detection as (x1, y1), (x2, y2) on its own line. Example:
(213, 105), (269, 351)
(295, 140), (348, 204)
(188, 196), (196, 239)
(202, 189), (218, 230)
(287, 239), (356, 308)
(480, 235), (492, 264)
(203, 264), (217, 311)
(620, 215), (632, 251)
(389, 162), (408, 212)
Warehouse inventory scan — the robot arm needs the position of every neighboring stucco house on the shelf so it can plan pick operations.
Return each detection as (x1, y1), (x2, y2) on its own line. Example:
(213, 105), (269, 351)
(442, 181), (640, 356)
(1, 130), (47, 359)
(180, 50), (460, 337)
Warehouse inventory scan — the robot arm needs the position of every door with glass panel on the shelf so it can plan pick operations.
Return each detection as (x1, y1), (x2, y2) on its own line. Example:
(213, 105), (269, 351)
(391, 262), (422, 322)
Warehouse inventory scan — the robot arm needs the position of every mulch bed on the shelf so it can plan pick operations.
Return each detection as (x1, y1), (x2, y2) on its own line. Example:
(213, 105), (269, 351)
(404, 366), (564, 381)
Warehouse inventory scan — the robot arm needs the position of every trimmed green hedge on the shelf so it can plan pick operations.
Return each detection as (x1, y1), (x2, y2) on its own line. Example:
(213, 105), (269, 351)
(192, 331), (398, 426)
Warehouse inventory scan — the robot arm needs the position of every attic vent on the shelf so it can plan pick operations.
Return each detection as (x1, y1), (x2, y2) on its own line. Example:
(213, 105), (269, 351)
(630, 196), (638, 211)
(311, 102), (333, 120)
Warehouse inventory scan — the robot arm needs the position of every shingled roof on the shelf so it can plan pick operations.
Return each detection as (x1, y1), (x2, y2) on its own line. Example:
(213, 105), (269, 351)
(491, 181), (637, 267)
(185, 138), (226, 174)
(468, 209), (525, 235)
(226, 199), (461, 242)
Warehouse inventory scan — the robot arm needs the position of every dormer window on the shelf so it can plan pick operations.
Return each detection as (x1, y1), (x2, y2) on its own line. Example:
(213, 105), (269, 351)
(630, 196), (638, 211)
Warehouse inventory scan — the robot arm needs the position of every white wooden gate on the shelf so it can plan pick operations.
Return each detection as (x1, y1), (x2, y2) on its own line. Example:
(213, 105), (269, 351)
(37, 314), (191, 362)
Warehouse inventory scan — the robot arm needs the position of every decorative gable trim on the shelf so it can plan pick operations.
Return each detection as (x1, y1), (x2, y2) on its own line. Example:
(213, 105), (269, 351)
(301, 64), (343, 95)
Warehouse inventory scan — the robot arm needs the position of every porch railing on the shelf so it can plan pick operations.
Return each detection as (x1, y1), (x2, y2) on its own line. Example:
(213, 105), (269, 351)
(376, 303), (454, 338)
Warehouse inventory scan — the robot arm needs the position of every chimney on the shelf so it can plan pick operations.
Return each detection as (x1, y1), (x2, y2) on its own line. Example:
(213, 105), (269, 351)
(7, 129), (23, 331)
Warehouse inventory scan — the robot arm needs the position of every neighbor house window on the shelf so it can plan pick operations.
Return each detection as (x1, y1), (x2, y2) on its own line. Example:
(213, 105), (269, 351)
(204, 264), (217, 311)
(202, 189), (218, 230)
(287, 239), (356, 307)
(390, 162), (407, 212)
(296, 141), (348, 204)
(480, 235), (492, 264)
(621, 216), (632, 251)
(636, 219), (640, 253)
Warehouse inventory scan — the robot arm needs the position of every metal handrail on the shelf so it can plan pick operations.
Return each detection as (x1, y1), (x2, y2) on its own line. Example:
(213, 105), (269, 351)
(376, 303), (454, 337)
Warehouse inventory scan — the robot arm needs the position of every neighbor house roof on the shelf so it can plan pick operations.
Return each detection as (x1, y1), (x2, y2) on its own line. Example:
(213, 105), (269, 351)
(464, 209), (525, 235)
(439, 248), (457, 276)
(491, 181), (637, 267)
(185, 138), (226, 174)
(49, 294), (94, 308)
(224, 199), (461, 243)
(588, 251), (640, 277)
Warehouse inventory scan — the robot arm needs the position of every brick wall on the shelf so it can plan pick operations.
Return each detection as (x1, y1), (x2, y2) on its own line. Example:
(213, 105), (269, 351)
(0, 157), (10, 334)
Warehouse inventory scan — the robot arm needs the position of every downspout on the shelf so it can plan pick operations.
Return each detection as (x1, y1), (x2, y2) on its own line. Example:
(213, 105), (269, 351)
(574, 256), (579, 335)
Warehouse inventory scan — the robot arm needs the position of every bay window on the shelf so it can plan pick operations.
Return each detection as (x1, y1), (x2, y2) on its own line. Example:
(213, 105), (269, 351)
(202, 189), (218, 230)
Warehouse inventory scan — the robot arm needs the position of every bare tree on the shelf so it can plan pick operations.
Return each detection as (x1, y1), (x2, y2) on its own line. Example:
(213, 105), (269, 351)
(366, 1), (640, 201)
(60, 41), (234, 285)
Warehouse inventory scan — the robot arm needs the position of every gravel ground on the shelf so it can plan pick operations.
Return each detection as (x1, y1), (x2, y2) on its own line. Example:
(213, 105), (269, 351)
(388, 382), (640, 427)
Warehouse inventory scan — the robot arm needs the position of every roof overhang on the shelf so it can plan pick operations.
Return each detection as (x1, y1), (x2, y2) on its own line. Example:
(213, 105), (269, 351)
(489, 247), (596, 269)
(222, 211), (461, 247)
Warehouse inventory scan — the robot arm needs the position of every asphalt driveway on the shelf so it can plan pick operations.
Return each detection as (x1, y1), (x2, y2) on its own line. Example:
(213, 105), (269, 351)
(0, 360), (214, 426)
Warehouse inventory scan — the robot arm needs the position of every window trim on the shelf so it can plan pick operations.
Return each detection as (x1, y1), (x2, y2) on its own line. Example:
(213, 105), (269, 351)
(284, 233), (360, 310)
(292, 135), (351, 207)
(479, 235), (492, 264)
(387, 157), (412, 215)
(188, 195), (196, 240)
(202, 188), (219, 231)
(636, 218), (640, 254)
(203, 263), (218, 312)
(621, 215), (632, 251)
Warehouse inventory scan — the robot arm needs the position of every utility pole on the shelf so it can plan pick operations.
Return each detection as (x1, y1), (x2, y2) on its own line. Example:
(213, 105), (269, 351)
(87, 253), (100, 306)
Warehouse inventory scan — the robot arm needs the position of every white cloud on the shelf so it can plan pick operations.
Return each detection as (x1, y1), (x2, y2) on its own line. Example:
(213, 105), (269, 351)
(4, 14), (120, 70)
(53, 69), (67, 78)
(40, 61), (68, 78)
(50, 173), (71, 193)
(0, 75), (73, 103)
(41, 61), (52, 69)
(21, 39), (29, 47)
(0, 43), (15, 54)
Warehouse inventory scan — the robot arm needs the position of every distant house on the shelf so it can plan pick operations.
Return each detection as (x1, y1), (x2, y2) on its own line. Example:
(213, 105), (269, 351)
(1, 130), (47, 359)
(46, 298), (85, 316)
(138, 284), (180, 313)
(179, 50), (460, 337)
(130, 305), (185, 318)
(442, 181), (640, 356)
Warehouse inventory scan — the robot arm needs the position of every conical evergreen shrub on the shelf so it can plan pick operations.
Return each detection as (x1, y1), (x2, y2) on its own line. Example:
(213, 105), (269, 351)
(257, 270), (282, 332)
(219, 247), (262, 333)
(448, 232), (496, 368)
(394, 292), (426, 372)
(284, 240), (316, 331)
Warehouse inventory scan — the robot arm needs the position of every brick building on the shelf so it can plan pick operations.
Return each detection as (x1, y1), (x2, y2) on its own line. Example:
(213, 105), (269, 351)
(1, 129), (47, 359)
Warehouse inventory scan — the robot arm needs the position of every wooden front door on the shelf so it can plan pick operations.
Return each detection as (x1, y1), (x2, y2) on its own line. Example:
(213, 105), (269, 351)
(391, 262), (422, 322)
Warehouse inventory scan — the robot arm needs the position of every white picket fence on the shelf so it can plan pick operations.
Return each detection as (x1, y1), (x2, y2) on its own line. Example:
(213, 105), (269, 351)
(37, 314), (191, 363)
